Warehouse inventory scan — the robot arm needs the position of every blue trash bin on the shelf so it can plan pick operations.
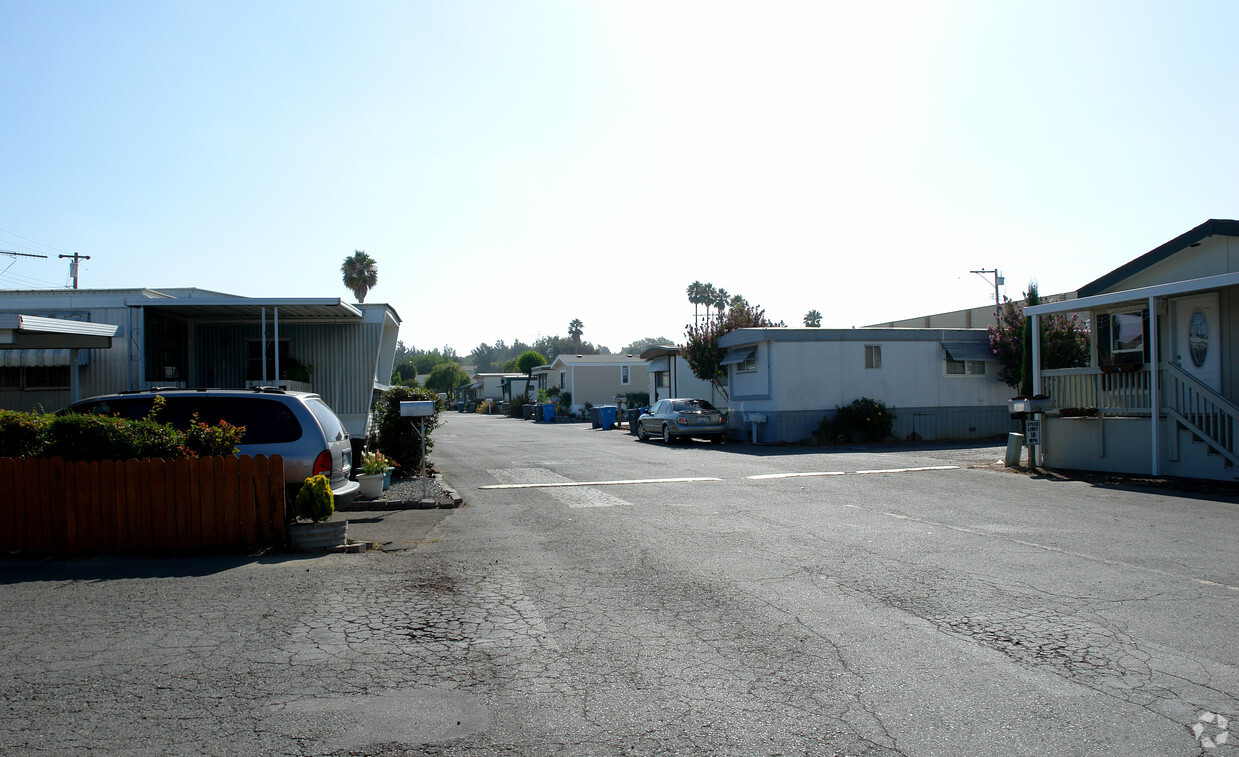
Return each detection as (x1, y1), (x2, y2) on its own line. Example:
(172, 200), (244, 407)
(598, 405), (617, 430)
(541, 403), (556, 423)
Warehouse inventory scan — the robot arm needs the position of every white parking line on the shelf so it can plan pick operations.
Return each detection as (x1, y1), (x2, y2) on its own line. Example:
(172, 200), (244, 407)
(748, 465), (959, 480)
(481, 476), (722, 490)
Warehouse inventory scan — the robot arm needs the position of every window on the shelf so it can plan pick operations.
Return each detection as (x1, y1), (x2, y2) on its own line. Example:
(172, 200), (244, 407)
(946, 360), (987, 376)
(559, 371), (565, 389)
(865, 345), (881, 369)
(738, 353), (757, 373)
(0, 367), (20, 389)
(1111, 311), (1144, 354)
(621, 365), (630, 385)
(245, 339), (291, 382)
(25, 366), (70, 389)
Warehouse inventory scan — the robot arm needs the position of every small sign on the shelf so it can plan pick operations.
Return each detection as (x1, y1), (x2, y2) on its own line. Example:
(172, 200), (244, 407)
(1025, 419), (1041, 447)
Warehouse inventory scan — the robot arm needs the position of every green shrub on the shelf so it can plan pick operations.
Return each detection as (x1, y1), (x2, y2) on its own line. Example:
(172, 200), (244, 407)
(506, 392), (529, 418)
(373, 385), (442, 473)
(816, 397), (895, 444)
(181, 416), (245, 457)
(44, 413), (182, 461)
(0, 408), (244, 461)
(625, 391), (650, 409)
(294, 474), (334, 522)
(0, 410), (50, 458)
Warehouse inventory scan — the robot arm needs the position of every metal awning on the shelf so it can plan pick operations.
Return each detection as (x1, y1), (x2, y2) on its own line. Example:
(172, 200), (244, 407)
(647, 356), (671, 373)
(0, 348), (90, 367)
(0, 314), (119, 349)
(941, 342), (994, 362)
(720, 347), (756, 366)
(129, 297), (363, 321)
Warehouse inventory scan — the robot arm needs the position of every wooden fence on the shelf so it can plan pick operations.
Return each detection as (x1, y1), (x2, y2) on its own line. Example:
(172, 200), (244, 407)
(0, 455), (286, 556)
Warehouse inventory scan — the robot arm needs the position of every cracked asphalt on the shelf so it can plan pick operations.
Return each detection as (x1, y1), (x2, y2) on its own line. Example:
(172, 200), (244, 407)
(3, 412), (1239, 756)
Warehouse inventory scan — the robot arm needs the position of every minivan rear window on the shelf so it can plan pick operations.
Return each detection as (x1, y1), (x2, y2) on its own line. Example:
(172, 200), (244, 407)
(304, 398), (346, 442)
(69, 395), (303, 445)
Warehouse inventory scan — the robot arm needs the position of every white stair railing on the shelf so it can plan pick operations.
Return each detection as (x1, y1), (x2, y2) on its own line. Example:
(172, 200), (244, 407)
(1162, 363), (1239, 465)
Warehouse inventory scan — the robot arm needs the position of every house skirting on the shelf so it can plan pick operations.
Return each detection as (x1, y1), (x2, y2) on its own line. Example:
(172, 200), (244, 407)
(727, 406), (1015, 444)
(1042, 415), (1239, 482)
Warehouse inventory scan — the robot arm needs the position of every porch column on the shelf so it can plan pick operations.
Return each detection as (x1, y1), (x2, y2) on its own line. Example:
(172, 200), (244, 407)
(1031, 313), (1042, 466)
(273, 306), (280, 387)
(1148, 295), (1159, 476)
(260, 307), (267, 384)
(70, 348), (80, 403)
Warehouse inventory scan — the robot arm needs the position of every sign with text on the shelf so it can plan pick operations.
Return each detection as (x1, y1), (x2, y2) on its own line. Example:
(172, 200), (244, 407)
(1025, 419), (1041, 447)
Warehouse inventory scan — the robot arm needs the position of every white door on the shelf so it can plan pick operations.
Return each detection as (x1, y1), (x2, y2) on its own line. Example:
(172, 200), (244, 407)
(1172, 294), (1221, 392)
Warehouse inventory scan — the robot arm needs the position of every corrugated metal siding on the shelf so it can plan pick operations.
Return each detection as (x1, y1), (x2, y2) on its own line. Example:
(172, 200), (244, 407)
(192, 321), (382, 418)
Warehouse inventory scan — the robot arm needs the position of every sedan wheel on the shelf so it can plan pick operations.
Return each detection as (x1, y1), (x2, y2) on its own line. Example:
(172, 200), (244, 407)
(637, 422), (648, 441)
(662, 424), (673, 444)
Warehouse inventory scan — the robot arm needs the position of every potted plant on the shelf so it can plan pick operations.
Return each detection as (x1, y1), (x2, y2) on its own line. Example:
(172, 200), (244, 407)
(288, 474), (347, 550)
(357, 450), (389, 497)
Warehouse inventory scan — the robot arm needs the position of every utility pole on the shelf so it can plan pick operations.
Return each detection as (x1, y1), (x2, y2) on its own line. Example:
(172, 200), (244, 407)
(970, 268), (1004, 321)
(59, 252), (90, 289)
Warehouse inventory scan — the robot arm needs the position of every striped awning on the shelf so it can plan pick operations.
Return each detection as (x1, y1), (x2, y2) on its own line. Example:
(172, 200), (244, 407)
(0, 348), (90, 368)
(720, 347), (756, 366)
(940, 342), (994, 362)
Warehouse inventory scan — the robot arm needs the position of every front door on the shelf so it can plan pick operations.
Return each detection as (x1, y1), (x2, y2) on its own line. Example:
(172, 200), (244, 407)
(1172, 293), (1221, 392)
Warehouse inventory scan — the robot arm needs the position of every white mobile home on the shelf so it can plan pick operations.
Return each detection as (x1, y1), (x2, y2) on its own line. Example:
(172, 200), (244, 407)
(716, 327), (1015, 443)
(1031, 219), (1239, 481)
(0, 288), (401, 438)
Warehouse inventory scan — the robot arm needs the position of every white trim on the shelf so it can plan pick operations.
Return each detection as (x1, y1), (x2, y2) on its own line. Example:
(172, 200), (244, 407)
(1026, 271), (1239, 315)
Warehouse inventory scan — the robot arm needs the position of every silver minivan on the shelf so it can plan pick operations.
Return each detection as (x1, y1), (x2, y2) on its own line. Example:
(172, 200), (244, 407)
(64, 388), (360, 507)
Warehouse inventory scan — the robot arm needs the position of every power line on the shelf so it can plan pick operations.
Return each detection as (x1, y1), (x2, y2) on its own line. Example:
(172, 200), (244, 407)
(0, 227), (70, 255)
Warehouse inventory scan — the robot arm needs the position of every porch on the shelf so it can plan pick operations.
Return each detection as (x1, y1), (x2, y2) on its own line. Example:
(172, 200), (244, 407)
(1040, 361), (1238, 479)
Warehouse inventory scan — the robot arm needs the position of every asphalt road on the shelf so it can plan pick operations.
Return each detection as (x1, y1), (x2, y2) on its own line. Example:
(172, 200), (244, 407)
(3, 412), (1238, 756)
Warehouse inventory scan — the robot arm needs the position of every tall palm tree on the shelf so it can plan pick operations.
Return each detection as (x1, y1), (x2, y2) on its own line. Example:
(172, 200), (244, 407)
(568, 318), (584, 353)
(804, 309), (823, 327)
(686, 281), (706, 324)
(341, 250), (378, 303)
(713, 288), (729, 318)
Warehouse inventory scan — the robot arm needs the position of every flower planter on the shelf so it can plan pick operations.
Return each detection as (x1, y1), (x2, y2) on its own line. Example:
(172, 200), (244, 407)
(357, 473), (385, 497)
(288, 520), (348, 551)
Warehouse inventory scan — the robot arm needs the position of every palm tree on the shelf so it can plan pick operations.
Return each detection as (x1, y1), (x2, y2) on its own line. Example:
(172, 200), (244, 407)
(686, 281), (706, 324)
(341, 250), (378, 303)
(568, 318), (584, 353)
(713, 288), (729, 318)
(804, 309), (822, 327)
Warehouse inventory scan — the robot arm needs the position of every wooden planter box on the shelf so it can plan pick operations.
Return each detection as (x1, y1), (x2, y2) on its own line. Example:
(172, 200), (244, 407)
(0, 454), (286, 556)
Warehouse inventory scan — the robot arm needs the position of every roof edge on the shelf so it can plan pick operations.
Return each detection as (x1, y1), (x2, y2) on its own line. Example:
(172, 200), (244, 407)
(1078, 219), (1239, 297)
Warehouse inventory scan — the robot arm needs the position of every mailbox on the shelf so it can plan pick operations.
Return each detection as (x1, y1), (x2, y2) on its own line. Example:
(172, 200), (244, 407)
(399, 401), (436, 417)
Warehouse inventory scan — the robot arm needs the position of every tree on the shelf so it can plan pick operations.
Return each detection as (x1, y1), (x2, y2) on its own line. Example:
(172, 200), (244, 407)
(683, 301), (774, 401)
(516, 350), (547, 379)
(686, 281), (708, 325)
(568, 319), (584, 353)
(425, 362), (471, 394)
(620, 336), (675, 355)
(988, 282), (1090, 391)
(803, 309), (822, 327)
(713, 287), (730, 317)
(340, 250), (378, 303)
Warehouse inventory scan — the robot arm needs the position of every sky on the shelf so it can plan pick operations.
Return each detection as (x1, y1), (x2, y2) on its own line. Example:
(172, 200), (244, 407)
(4, 1), (1239, 356)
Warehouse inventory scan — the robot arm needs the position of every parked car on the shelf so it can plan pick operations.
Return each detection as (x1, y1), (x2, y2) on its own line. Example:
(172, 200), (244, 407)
(636, 398), (727, 443)
(63, 388), (360, 507)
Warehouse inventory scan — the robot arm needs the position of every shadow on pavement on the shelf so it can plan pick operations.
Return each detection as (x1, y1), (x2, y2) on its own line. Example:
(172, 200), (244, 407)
(0, 551), (316, 585)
